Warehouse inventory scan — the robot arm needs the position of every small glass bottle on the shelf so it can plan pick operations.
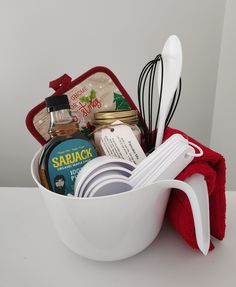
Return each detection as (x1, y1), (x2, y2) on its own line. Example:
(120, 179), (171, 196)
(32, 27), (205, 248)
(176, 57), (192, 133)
(91, 110), (142, 156)
(39, 94), (97, 196)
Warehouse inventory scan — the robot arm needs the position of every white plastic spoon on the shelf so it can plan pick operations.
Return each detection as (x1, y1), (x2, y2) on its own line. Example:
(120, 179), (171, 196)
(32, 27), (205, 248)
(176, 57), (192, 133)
(155, 35), (183, 148)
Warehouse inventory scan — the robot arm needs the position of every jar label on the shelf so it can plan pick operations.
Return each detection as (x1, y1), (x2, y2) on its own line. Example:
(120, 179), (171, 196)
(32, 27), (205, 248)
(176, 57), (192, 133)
(100, 120), (146, 164)
(48, 139), (97, 195)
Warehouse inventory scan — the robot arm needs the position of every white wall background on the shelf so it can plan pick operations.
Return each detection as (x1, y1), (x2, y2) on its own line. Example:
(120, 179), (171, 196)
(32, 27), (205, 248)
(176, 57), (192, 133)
(0, 0), (230, 187)
(210, 0), (236, 190)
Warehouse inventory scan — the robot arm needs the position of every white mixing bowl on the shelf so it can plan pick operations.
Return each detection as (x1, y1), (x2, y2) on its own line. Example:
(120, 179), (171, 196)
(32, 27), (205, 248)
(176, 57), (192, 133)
(31, 149), (207, 261)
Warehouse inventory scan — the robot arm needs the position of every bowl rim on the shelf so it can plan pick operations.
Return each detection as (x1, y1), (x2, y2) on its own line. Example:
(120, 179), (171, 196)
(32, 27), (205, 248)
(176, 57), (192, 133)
(31, 148), (175, 201)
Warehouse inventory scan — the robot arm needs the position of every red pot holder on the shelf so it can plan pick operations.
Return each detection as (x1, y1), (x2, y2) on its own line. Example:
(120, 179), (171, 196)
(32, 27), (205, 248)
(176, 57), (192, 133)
(26, 66), (139, 146)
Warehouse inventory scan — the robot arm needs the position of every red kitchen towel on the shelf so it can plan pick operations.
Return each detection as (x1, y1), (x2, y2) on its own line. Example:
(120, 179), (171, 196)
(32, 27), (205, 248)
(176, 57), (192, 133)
(163, 127), (226, 251)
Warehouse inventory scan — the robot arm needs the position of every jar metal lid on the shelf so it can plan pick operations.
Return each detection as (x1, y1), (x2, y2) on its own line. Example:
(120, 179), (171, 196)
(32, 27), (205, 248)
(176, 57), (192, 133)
(93, 110), (138, 125)
(94, 110), (137, 119)
(94, 118), (138, 125)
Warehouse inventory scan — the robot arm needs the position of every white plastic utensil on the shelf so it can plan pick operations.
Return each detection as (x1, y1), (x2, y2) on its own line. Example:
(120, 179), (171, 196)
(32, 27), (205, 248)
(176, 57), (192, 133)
(155, 35), (183, 148)
(84, 142), (187, 198)
(82, 171), (130, 198)
(130, 141), (186, 189)
(75, 134), (201, 198)
(134, 144), (194, 188)
(84, 174), (128, 198)
(75, 156), (135, 182)
(87, 143), (194, 197)
(79, 167), (132, 198)
(132, 140), (202, 189)
(75, 134), (179, 197)
(131, 134), (185, 179)
(75, 134), (187, 197)
(74, 157), (135, 197)
(184, 174), (210, 255)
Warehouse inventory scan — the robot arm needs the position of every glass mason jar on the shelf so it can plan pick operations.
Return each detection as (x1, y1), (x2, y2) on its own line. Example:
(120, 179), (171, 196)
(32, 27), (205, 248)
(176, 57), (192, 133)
(91, 110), (142, 156)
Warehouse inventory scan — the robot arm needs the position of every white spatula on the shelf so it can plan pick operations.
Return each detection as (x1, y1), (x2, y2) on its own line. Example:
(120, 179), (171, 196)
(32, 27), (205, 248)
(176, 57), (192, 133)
(155, 35), (183, 148)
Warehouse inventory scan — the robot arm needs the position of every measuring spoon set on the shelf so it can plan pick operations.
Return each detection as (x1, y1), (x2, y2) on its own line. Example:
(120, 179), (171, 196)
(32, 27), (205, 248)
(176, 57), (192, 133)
(74, 134), (203, 198)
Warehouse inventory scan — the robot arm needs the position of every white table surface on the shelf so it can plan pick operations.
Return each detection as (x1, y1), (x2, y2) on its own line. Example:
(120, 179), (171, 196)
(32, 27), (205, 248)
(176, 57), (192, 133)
(0, 188), (235, 287)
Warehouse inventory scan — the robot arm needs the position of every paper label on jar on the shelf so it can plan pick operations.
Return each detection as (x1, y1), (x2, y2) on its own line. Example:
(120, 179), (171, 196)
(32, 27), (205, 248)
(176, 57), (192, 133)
(100, 121), (146, 164)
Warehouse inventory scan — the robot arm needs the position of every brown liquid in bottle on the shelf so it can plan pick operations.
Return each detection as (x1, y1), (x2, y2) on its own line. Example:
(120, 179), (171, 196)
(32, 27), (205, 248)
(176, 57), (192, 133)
(38, 95), (97, 195)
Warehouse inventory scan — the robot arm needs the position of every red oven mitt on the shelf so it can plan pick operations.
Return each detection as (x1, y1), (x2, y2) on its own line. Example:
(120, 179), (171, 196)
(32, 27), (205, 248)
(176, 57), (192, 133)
(163, 127), (226, 251)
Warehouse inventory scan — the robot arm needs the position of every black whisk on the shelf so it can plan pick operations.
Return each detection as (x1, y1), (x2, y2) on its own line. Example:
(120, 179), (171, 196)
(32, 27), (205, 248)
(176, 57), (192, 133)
(137, 54), (181, 152)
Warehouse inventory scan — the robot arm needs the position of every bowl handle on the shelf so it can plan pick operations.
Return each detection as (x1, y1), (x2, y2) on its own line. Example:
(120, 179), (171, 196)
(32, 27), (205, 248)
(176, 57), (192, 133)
(155, 178), (210, 255)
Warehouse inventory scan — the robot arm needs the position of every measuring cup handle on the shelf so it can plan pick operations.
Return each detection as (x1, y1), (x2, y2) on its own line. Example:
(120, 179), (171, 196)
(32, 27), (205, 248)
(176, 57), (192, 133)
(157, 179), (210, 255)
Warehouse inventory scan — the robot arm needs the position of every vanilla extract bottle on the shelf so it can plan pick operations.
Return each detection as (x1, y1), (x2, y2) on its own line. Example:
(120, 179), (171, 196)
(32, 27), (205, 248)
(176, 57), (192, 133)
(39, 94), (97, 196)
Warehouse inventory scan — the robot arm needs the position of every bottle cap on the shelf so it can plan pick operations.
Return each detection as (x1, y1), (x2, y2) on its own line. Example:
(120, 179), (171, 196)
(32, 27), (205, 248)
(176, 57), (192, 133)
(45, 95), (70, 112)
